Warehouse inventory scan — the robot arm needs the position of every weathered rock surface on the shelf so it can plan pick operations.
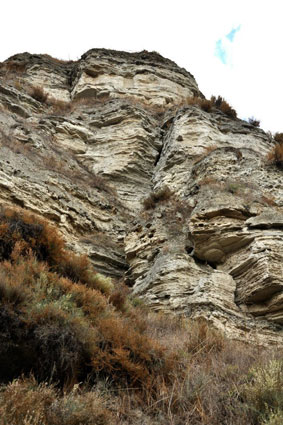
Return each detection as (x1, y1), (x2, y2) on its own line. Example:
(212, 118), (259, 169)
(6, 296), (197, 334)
(0, 48), (282, 346)
(71, 49), (201, 105)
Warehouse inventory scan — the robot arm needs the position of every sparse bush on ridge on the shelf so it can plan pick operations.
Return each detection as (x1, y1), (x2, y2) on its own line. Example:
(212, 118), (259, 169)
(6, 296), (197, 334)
(43, 53), (74, 65)
(4, 72), (240, 124)
(185, 95), (237, 118)
(248, 116), (261, 127)
(267, 132), (283, 168)
(3, 60), (27, 74)
(210, 95), (237, 118)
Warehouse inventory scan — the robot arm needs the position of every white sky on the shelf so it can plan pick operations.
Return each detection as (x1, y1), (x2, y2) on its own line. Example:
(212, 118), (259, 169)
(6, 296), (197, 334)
(1, 0), (282, 133)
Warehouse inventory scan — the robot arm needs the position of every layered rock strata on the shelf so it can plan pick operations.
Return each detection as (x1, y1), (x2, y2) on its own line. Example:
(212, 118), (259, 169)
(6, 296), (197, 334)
(0, 49), (282, 345)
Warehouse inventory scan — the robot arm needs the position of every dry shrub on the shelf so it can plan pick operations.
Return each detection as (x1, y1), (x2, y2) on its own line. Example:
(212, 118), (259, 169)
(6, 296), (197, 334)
(184, 320), (225, 356)
(141, 314), (225, 357)
(43, 54), (74, 65)
(47, 98), (72, 114)
(0, 256), (97, 384)
(185, 95), (237, 118)
(160, 196), (192, 237)
(143, 186), (173, 209)
(0, 282), (281, 424)
(0, 249), (169, 388)
(198, 98), (213, 112)
(109, 282), (129, 312)
(210, 95), (237, 118)
(274, 132), (283, 144)
(92, 314), (176, 393)
(4, 61), (27, 74)
(29, 86), (48, 103)
(248, 117), (261, 127)
(267, 143), (283, 168)
(0, 206), (64, 265)
(186, 96), (213, 112)
(90, 174), (117, 195)
(0, 206), (112, 293)
(0, 377), (113, 425)
(119, 311), (259, 424)
(0, 206), (177, 393)
(0, 260), (29, 306)
(242, 359), (283, 423)
(33, 94), (108, 116)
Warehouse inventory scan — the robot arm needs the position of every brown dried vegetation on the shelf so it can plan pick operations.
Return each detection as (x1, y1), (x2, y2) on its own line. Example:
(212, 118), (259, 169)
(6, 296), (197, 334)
(0, 206), (111, 292)
(143, 186), (173, 209)
(248, 117), (261, 127)
(185, 95), (237, 118)
(29, 86), (49, 103)
(3, 61), (27, 74)
(1, 301), (281, 424)
(210, 95), (237, 118)
(274, 132), (283, 144)
(267, 133), (283, 168)
(0, 377), (113, 425)
(0, 206), (177, 392)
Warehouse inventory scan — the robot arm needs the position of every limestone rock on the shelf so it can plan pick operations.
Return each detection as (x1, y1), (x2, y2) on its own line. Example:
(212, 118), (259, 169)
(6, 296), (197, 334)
(0, 48), (282, 346)
(71, 49), (202, 105)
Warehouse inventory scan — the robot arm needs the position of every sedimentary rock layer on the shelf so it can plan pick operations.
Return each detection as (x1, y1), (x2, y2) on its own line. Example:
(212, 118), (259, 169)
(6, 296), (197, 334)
(0, 49), (282, 345)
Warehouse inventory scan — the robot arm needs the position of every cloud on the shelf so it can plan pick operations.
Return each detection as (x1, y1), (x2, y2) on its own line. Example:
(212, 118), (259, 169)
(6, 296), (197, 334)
(215, 25), (241, 65)
(226, 25), (241, 42)
(215, 39), (228, 64)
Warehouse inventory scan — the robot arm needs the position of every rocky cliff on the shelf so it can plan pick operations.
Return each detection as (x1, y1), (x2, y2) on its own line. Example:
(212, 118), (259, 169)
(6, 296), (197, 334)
(0, 48), (282, 346)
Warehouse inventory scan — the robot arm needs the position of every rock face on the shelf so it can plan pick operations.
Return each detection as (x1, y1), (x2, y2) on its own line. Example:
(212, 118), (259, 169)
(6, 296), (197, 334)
(0, 48), (282, 346)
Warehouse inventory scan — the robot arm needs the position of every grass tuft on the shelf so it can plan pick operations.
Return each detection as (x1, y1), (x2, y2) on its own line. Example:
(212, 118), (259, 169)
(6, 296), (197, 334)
(29, 86), (48, 103)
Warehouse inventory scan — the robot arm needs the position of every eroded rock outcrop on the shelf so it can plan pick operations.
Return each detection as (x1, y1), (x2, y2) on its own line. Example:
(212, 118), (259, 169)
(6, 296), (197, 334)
(0, 49), (282, 345)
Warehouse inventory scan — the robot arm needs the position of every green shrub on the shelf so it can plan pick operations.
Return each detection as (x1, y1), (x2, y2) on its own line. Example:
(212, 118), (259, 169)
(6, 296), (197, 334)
(242, 359), (283, 422)
(262, 410), (283, 425)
